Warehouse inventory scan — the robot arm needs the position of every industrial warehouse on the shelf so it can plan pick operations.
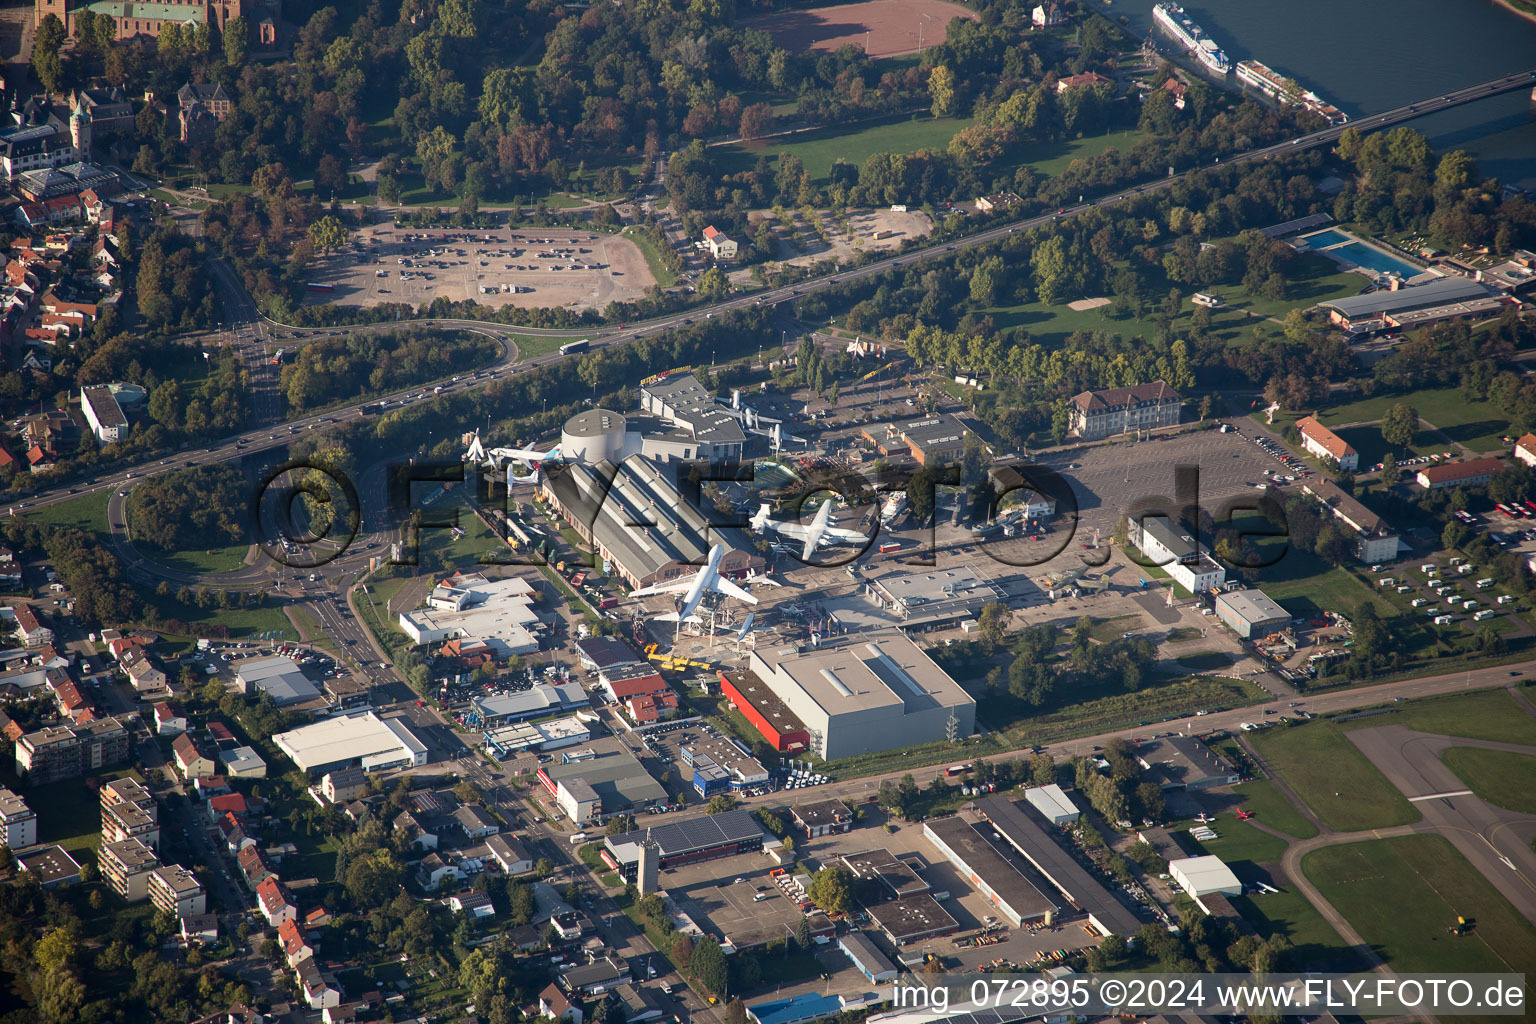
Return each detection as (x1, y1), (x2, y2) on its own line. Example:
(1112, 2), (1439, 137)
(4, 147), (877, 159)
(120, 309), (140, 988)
(743, 631), (976, 759)
(922, 816), (1060, 927)
(396, 572), (544, 656)
(602, 808), (765, 881)
(542, 453), (763, 591)
(537, 746), (668, 823)
(272, 712), (428, 774)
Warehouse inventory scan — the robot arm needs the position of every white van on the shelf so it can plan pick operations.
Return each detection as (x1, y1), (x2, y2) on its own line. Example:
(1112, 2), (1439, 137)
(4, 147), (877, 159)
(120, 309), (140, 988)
(1473, 609), (1495, 621)
(1433, 615), (1454, 624)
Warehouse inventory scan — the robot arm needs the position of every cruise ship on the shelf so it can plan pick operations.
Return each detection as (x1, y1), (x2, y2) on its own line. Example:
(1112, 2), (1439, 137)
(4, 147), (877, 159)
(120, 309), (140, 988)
(1152, 3), (1231, 76)
(1236, 59), (1348, 124)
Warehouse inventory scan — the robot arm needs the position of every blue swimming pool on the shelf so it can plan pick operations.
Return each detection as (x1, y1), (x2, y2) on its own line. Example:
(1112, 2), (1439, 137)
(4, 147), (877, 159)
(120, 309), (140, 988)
(1326, 241), (1423, 278)
(1299, 228), (1352, 248)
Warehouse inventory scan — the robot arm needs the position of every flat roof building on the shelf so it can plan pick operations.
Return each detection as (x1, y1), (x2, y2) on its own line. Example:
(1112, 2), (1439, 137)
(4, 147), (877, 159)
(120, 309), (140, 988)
(1318, 276), (1502, 333)
(100, 837), (158, 901)
(81, 385), (127, 443)
(0, 787), (37, 849)
(747, 630), (975, 760)
(640, 373), (747, 463)
(860, 414), (972, 465)
(472, 682), (587, 725)
(236, 656), (320, 706)
(397, 573), (542, 656)
(19, 844), (80, 888)
(148, 864), (206, 919)
(923, 816), (1059, 926)
(537, 746), (667, 822)
(574, 636), (646, 673)
(719, 669), (811, 754)
(219, 745), (268, 778)
(1169, 855), (1241, 897)
(273, 712), (428, 774)
(604, 807), (764, 881)
(1214, 589), (1290, 639)
(829, 566), (1004, 633)
(865, 893), (959, 946)
(789, 799), (852, 838)
(975, 795), (1144, 938)
(1128, 516), (1226, 595)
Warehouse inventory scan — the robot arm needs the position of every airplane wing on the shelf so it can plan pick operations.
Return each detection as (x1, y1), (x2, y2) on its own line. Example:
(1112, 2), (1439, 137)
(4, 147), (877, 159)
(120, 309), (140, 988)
(800, 534), (817, 561)
(488, 446), (558, 462)
(711, 575), (758, 605)
(824, 526), (871, 544)
(629, 574), (700, 598)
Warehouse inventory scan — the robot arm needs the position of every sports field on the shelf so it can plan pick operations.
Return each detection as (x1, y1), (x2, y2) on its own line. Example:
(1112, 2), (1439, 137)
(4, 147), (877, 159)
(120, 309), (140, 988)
(1247, 721), (1419, 831)
(1304, 835), (1536, 978)
(744, 0), (978, 58)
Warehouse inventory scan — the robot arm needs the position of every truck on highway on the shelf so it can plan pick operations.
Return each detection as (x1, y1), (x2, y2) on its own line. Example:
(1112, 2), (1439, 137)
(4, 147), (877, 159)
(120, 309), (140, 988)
(559, 339), (590, 355)
(359, 403), (385, 416)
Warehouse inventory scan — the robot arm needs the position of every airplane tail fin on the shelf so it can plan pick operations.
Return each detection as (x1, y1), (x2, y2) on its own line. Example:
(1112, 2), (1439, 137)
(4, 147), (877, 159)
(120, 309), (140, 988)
(751, 504), (772, 531)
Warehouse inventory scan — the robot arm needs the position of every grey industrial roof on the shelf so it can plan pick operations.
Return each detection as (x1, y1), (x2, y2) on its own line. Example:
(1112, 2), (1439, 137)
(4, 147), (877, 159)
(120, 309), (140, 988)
(236, 656), (320, 704)
(924, 816), (1059, 922)
(82, 386), (127, 428)
(574, 636), (646, 671)
(1142, 736), (1240, 787)
(1319, 276), (1493, 317)
(898, 414), (970, 452)
(473, 682), (586, 720)
(1137, 516), (1198, 561)
(548, 457), (756, 584)
(609, 807), (761, 858)
(753, 630), (971, 717)
(1215, 589), (1289, 625)
(975, 796), (1143, 937)
(865, 893), (958, 940)
(541, 747), (667, 811)
(642, 374), (746, 444)
(564, 408), (626, 437)
(790, 799), (850, 829)
(839, 931), (897, 975)
(1262, 212), (1333, 238)
(842, 849), (929, 898)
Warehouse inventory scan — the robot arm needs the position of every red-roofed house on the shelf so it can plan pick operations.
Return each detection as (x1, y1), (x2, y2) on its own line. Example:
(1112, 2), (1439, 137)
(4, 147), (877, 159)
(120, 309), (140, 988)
(1162, 76), (1188, 109)
(206, 793), (255, 822)
(701, 225), (737, 261)
(172, 734), (218, 779)
(1416, 457), (1505, 490)
(236, 845), (274, 889)
(1515, 433), (1536, 469)
(153, 703), (186, 735)
(1057, 71), (1112, 92)
(626, 691), (679, 723)
(256, 876), (297, 927)
(1295, 416), (1360, 472)
(278, 918), (314, 967)
(599, 667), (669, 703)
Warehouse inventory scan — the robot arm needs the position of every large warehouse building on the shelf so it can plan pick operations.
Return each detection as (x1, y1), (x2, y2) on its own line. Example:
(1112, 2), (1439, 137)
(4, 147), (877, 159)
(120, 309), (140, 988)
(1213, 589), (1290, 639)
(537, 746), (668, 823)
(236, 656), (320, 706)
(542, 455), (763, 591)
(272, 713), (428, 774)
(745, 631), (975, 759)
(718, 669), (810, 753)
(397, 572), (543, 656)
(975, 795), (1143, 939)
(922, 816), (1059, 927)
(603, 808), (765, 881)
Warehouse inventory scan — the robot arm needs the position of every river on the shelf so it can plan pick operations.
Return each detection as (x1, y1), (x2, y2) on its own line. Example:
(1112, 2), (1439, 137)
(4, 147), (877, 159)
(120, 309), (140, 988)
(1108, 0), (1536, 188)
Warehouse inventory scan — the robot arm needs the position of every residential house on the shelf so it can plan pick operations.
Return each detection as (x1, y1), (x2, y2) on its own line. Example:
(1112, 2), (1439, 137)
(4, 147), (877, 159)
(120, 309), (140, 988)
(539, 984), (583, 1024)
(320, 767), (367, 804)
(1031, 1), (1063, 26)
(236, 845), (274, 889)
(452, 804), (501, 840)
(701, 225), (737, 261)
(416, 852), (464, 892)
(99, 837), (158, 900)
(1056, 71), (1111, 92)
(172, 733), (218, 779)
(0, 787), (37, 849)
(256, 876), (297, 927)
(484, 833), (533, 875)
(278, 918), (315, 967)
(180, 913), (218, 946)
(1417, 457), (1505, 490)
(393, 810), (438, 851)
(153, 702), (187, 735)
(443, 890), (495, 919)
(13, 605), (51, 647)
(295, 959), (341, 1010)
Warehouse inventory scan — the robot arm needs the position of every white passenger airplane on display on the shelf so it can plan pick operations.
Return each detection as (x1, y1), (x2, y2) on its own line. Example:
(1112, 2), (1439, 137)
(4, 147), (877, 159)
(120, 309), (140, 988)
(462, 430), (561, 482)
(629, 543), (758, 622)
(750, 500), (868, 561)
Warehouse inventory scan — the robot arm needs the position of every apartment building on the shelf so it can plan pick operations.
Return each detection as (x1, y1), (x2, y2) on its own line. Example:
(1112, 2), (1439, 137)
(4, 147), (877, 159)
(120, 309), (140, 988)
(100, 838), (158, 901)
(15, 717), (129, 783)
(0, 788), (37, 849)
(101, 777), (159, 847)
(148, 864), (206, 919)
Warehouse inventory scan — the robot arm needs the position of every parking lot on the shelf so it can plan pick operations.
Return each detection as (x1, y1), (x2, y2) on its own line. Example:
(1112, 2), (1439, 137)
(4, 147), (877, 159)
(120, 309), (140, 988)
(304, 224), (657, 311)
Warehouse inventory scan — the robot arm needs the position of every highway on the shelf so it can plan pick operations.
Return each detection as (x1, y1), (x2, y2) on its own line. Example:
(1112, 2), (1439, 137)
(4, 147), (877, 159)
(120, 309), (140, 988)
(18, 68), (1536, 538)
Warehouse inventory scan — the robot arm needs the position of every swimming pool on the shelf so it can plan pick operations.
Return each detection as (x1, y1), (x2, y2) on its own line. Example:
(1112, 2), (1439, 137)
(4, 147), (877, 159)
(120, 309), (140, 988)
(1298, 228), (1352, 248)
(1325, 241), (1423, 278)
(1297, 229), (1423, 278)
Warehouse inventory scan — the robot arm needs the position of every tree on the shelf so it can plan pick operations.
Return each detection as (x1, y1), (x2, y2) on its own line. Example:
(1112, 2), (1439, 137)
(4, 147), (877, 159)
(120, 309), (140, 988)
(705, 794), (738, 815)
(691, 936), (728, 996)
(806, 865), (854, 915)
(928, 65), (956, 117)
(1380, 403), (1419, 450)
(308, 215), (348, 254)
(224, 16), (250, 65)
(34, 927), (78, 974)
(738, 103), (776, 142)
(699, 265), (729, 301)
(977, 601), (1010, 649)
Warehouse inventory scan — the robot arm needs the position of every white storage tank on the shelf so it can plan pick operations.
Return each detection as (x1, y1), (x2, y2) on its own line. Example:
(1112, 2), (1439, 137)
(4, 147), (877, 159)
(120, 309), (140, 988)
(561, 408), (628, 464)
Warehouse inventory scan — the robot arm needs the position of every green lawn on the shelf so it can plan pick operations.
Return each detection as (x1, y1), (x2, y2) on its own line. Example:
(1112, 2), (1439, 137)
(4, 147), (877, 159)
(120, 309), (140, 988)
(1177, 818), (1289, 867)
(1177, 650), (1235, 672)
(1268, 385), (1512, 455)
(1304, 835), (1536, 978)
(1199, 251), (1364, 321)
(511, 333), (596, 360)
(136, 541), (252, 576)
(27, 491), (110, 535)
(1338, 687), (1536, 745)
(1227, 889), (1353, 971)
(1440, 748), (1536, 814)
(1020, 129), (1147, 178)
(141, 593), (297, 641)
(982, 290), (1261, 350)
(713, 114), (975, 182)
(619, 226), (678, 289)
(1230, 779), (1319, 839)
(1247, 721), (1419, 831)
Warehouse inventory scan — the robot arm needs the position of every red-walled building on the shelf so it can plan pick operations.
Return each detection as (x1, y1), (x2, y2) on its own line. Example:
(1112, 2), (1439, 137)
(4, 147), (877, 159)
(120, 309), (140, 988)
(718, 670), (809, 753)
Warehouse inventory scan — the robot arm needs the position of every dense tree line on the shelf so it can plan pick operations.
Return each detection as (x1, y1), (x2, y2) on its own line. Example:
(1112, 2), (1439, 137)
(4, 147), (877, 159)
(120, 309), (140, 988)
(279, 328), (500, 412)
(1072, 739), (1167, 825)
(126, 463), (246, 553)
(0, 870), (251, 1023)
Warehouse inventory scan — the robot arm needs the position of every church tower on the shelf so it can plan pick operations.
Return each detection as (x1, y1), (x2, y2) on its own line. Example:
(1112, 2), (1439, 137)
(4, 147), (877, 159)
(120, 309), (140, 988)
(70, 99), (92, 160)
